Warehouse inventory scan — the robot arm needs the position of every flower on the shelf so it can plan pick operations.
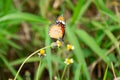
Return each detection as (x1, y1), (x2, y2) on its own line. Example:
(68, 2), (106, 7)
(56, 40), (62, 47)
(8, 78), (13, 80)
(50, 40), (63, 48)
(67, 44), (74, 51)
(54, 76), (58, 80)
(51, 42), (57, 47)
(64, 58), (74, 65)
(38, 49), (46, 57)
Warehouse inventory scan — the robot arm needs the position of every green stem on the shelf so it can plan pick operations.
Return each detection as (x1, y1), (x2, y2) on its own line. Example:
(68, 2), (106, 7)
(68, 66), (70, 80)
(61, 65), (67, 80)
(14, 45), (51, 80)
(35, 58), (42, 80)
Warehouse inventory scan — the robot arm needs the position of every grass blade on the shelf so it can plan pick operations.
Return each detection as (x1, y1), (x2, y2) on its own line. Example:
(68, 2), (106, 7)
(66, 26), (90, 80)
(0, 55), (22, 80)
(76, 29), (111, 65)
(71, 0), (92, 25)
(0, 13), (49, 24)
(94, 0), (120, 23)
(74, 64), (81, 80)
(65, 0), (74, 11)
(103, 65), (108, 80)
(92, 21), (120, 54)
(45, 26), (52, 80)
(100, 10), (120, 24)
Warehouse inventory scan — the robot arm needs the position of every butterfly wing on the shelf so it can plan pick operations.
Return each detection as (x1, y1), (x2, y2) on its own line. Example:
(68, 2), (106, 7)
(49, 24), (64, 40)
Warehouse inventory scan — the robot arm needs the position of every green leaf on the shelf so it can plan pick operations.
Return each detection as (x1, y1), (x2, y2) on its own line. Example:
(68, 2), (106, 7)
(76, 29), (111, 65)
(39, 0), (50, 18)
(0, 55), (22, 80)
(74, 64), (81, 80)
(45, 26), (52, 80)
(66, 26), (90, 80)
(94, 0), (120, 23)
(100, 10), (120, 24)
(65, 0), (74, 10)
(0, 29), (19, 39)
(71, 0), (92, 25)
(103, 65), (108, 80)
(7, 40), (21, 49)
(92, 21), (120, 54)
(0, 13), (49, 24)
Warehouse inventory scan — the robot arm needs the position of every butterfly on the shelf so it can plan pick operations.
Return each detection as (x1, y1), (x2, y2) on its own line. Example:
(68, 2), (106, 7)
(49, 15), (65, 41)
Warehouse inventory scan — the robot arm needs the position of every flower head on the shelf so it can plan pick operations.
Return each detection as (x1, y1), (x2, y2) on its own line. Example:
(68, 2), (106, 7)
(38, 49), (46, 57)
(67, 44), (74, 51)
(8, 78), (13, 80)
(54, 76), (58, 80)
(64, 58), (74, 65)
(50, 40), (63, 48)
(56, 40), (62, 47)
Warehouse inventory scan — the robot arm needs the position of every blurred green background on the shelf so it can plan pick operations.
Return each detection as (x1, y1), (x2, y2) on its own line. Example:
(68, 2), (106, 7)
(0, 0), (120, 80)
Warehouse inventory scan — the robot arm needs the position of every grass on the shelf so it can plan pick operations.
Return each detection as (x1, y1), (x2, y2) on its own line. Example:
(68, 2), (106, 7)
(0, 0), (120, 80)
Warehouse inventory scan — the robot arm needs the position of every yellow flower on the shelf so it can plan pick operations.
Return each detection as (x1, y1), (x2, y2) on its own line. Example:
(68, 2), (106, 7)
(50, 40), (63, 48)
(56, 40), (62, 47)
(64, 58), (74, 65)
(38, 49), (46, 57)
(67, 44), (74, 51)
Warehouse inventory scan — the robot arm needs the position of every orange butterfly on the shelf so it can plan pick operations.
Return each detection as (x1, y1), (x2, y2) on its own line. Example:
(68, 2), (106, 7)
(49, 15), (65, 41)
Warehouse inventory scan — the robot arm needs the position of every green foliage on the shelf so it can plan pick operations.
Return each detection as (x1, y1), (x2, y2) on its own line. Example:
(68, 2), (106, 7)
(0, 0), (120, 80)
(103, 65), (108, 80)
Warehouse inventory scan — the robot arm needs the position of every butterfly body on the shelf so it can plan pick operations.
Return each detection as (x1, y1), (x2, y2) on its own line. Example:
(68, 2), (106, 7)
(49, 15), (65, 41)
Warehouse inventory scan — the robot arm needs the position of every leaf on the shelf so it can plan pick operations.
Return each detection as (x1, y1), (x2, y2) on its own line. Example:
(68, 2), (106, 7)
(103, 65), (108, 80)
(45, 26), (52, 80)
(0, 55), (22, 80)
(71, 0), (92, 25)
(92, 21), (120, 54)
(0, 13), (49, 24)
(76, 29), (111, 65)
(66, 26), (90, 80)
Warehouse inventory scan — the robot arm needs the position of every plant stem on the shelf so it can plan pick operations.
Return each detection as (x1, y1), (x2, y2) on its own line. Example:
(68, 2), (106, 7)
(68, 66), (70, 80)
(111, 62), (116, 78)
(35, 58), (42, 80)
(61, 65), (67, 80)
(14, 45), (51, 80)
